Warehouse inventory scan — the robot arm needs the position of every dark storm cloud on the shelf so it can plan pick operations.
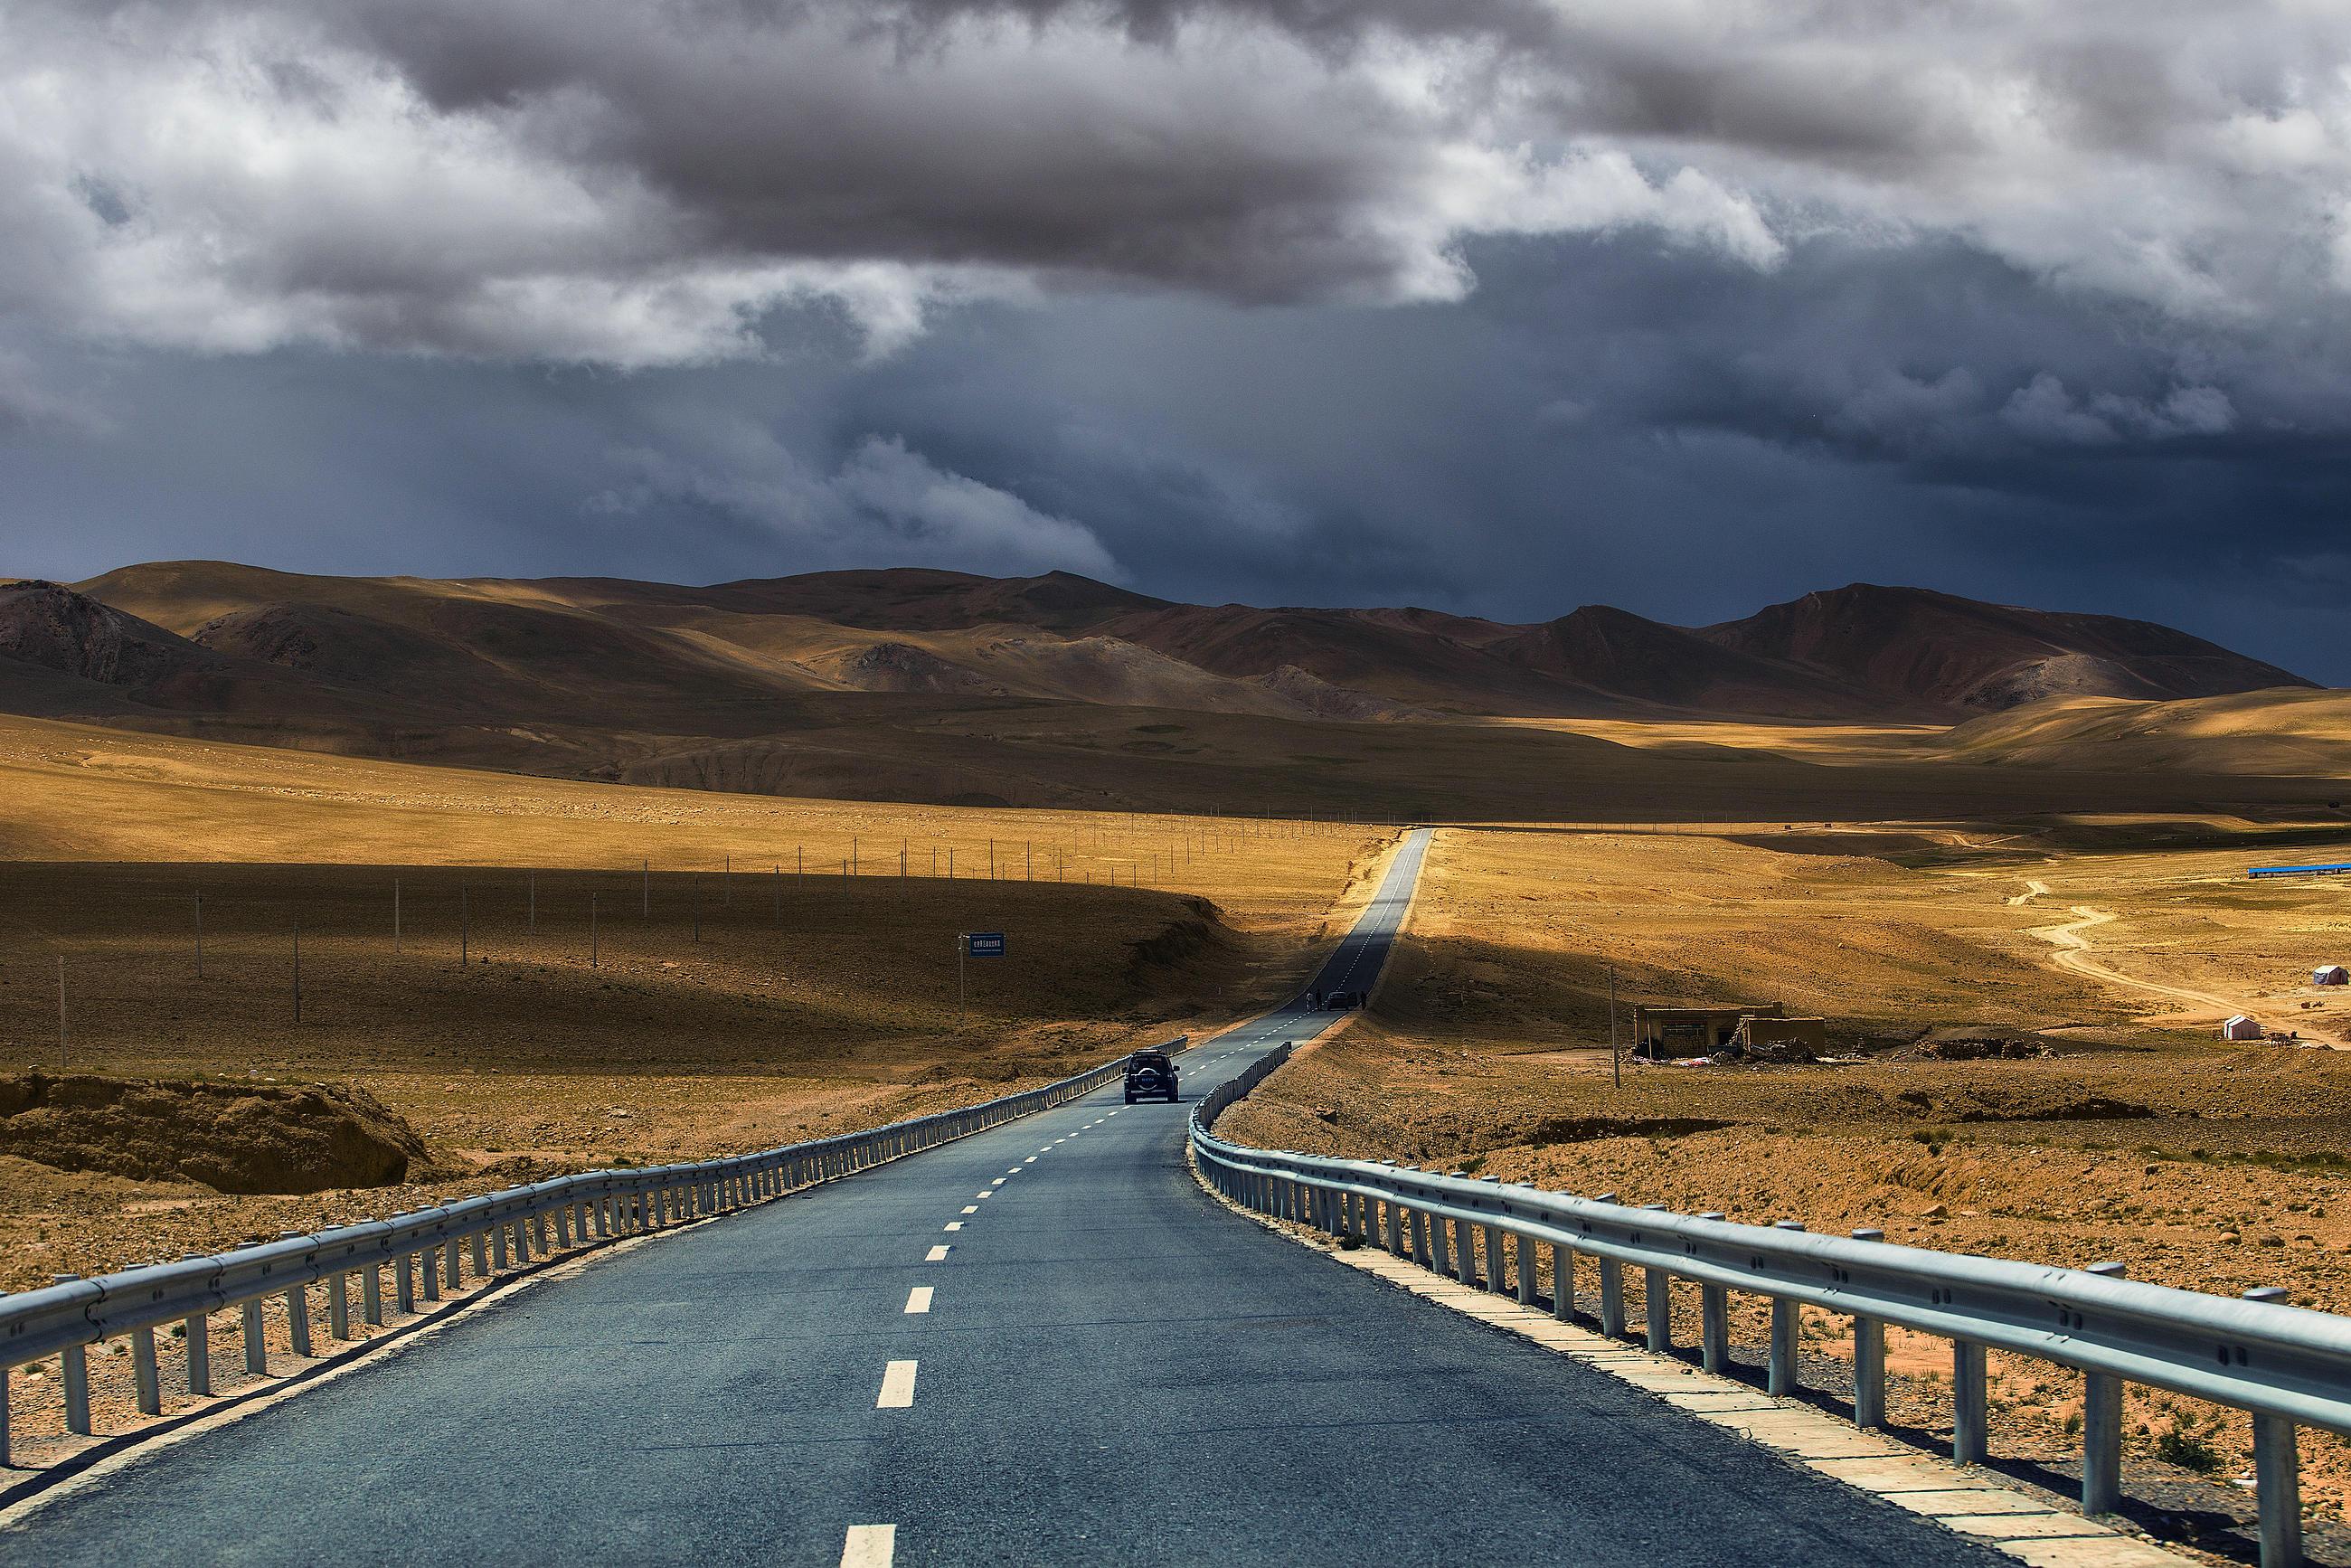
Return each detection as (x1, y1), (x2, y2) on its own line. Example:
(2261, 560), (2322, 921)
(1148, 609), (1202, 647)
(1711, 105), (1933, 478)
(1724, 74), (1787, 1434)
(4, 1), (2351, 678)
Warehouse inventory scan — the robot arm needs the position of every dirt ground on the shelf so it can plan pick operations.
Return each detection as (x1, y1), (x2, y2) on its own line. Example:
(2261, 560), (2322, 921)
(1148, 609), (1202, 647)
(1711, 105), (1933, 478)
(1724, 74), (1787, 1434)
(1223, 822), (2351, 1526)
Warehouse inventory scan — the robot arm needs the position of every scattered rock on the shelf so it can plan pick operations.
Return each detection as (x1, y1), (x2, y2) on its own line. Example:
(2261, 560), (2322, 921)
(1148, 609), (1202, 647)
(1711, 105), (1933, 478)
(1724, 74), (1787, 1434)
(1895, 1026), (2055, 1062)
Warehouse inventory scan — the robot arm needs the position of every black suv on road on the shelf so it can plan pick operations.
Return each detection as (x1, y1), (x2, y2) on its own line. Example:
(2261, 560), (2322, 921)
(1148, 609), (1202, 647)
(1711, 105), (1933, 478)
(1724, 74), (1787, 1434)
(1123, 1048), (1178, 1104)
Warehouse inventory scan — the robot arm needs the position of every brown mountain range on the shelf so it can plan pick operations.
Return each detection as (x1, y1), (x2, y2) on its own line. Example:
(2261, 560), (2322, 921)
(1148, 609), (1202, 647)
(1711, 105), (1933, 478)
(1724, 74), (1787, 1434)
(0, 561), (2319, 813)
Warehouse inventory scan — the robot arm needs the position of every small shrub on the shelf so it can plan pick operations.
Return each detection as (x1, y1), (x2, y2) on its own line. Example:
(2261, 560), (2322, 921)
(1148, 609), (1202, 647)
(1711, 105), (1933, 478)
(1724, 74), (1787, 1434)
(2153, 1430), (2224, 1473)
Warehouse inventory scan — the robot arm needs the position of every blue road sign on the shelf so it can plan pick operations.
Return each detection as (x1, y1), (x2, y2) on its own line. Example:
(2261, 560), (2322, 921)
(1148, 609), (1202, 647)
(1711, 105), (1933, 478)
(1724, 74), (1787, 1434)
(966, 931), (1006, 958)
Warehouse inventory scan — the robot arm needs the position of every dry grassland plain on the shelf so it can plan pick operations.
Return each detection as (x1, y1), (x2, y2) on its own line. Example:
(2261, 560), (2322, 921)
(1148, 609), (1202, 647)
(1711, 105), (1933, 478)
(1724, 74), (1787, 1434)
(1223, 819), (2351, 1521)
(0, 713), (1389, 1293)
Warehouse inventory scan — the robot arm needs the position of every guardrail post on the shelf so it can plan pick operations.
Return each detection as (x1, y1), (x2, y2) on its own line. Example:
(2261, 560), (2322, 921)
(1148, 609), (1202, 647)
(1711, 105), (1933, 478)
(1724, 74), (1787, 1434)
(241, 1297), (268, 1375)
(445, 1238), (462, 1289)
(49, 1275), (92, 1437)
(1410, 1208), (1432, 1268)
(185, 1302), (212, 1394)
(1769, 1221), (1804, 1395)
(364, 1257), (385, 1323)
(1599, 1259), (1625, 1338)
(1644, 1267), (1671, 1351)
(1429, 1204), (1453, 1274)
(1383, 1198), (1402, 1255)
(1851, 1228), (1886, 1428)
(1952, 1340), (1987, 1464)
(1454, 1215), (1478, 1284)
(328, 1271), (350, 1339)
(2080, 1261), (2126, 1511)
(2254, 1414), (2302, 1568)
(514, 1219), (533, 1261)
(60, 1318), (91, 1434)
(2245, 1287), (2302, 1568)
(1550, 1243), (1573, 1320)
(395, 1252), (417, 1313)
(472, 1231), (490, 1273)
(491, 1223), (510, 1270)
(1483, 1221), (1508, 1296)
(533, 1213), (551, 1252)
(1638, 1204), (1671, 1346)
(1693, 1214), (1729, 1373)
(1516, 1233), (1538, 1306)
(286, 1280), (314, 1355)
(132, 1324), (161, 1415)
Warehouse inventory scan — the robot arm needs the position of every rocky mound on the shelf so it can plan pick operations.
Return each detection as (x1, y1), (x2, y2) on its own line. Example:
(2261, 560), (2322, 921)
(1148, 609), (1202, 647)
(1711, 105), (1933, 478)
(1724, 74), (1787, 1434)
(0, 580), (219, 691)
(0, 1073), (429, 1193)
(1896, 1026), (2056, 1062)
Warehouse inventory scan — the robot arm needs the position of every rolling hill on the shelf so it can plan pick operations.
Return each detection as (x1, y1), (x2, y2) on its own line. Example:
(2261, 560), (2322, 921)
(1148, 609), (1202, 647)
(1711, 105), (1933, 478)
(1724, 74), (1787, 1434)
(1939, 688), (2351, 778)
(0, 561), (2325, 812)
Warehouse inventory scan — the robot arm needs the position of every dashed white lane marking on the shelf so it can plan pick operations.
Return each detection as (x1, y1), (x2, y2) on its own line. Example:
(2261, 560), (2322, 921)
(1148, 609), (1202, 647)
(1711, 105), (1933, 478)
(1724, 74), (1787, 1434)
(877, 1360), (918, 1408)
(943, 1222), (963, 1232)
(925, 1245), (950, 1261)
(1024, 1156), (1038, 1163)
(959, 1204), (978, 1214)
(841, 1524), (896, 1568)
(991, 1177), (1007, 1185)
(904, 1286), (934, 1315)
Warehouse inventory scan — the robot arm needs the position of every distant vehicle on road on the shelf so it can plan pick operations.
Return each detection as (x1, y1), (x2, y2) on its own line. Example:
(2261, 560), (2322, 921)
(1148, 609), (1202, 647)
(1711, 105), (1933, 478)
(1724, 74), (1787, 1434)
(1320, 990), (1360, 1011)
(1123, 1048), (1178, 1103)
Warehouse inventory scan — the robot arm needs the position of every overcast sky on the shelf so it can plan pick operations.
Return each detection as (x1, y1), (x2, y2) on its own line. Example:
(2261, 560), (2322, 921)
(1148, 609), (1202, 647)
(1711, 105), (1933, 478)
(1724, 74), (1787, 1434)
(4, 1), (2349, 676)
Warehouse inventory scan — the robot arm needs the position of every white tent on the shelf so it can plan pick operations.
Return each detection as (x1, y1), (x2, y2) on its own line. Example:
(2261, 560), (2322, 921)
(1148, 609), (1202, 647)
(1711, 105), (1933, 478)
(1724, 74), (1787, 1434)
(2222, 1015), (2263, 1041)
(2315, 965), (2349, 986)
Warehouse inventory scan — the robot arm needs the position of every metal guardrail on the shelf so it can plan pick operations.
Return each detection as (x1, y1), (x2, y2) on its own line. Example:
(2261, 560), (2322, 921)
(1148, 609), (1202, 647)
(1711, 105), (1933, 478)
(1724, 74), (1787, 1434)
(1194, 1043), (2346, 1568)
(0, 1037), (1183, 1469)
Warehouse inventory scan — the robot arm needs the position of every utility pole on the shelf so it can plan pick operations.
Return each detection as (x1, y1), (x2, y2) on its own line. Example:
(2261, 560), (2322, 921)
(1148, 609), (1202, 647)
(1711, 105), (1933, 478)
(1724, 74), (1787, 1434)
(1609, 966), (1620, 1090)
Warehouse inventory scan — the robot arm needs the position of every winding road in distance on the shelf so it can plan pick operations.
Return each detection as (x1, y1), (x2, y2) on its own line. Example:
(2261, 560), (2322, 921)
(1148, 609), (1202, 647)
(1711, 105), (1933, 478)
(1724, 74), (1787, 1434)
(3, 827), (2005, 1566)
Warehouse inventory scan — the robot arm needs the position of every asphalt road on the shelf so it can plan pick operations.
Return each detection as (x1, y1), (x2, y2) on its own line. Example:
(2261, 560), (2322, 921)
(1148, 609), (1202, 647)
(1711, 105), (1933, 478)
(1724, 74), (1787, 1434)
(2, 828), (2006, 1566)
